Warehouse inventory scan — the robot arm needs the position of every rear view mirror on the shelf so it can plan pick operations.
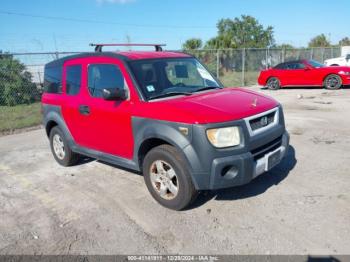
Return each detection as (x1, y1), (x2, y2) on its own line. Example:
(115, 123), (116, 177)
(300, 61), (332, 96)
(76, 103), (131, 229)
(175, 65), (189, 78)
(102, 88), (127, 101)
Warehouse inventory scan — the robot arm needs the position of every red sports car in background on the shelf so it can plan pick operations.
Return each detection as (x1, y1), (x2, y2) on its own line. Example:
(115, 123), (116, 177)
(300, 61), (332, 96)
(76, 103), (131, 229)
(258, 60), (350, 90)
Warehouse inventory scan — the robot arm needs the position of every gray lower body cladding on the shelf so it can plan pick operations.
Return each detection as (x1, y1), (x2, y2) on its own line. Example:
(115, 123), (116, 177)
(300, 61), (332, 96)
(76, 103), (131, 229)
(43, 104), (289, 191)
(181, 113), (289, 190)
(133, 106), (289, 190)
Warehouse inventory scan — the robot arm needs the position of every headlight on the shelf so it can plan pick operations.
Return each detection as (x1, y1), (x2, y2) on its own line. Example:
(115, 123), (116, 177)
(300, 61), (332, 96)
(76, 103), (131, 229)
(339, 71), (350, 75)
(206, 126), (240, 148)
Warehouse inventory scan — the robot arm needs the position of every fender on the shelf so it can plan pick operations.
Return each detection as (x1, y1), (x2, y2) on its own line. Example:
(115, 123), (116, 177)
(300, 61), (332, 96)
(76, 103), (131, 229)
(42, 104), (75, 147)
(132, 117), (205, 189)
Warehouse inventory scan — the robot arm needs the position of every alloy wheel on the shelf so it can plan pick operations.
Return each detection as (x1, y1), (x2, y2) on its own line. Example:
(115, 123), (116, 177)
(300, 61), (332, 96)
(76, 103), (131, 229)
(149, 160), (179, 200)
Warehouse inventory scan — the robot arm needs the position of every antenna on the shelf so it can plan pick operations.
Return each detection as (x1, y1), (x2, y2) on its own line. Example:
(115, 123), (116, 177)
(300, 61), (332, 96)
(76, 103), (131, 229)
(89, 43), (166, 52)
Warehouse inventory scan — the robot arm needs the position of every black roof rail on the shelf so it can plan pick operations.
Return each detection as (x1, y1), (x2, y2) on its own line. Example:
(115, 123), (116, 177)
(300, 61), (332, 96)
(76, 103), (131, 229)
(89, 43), (166, 52)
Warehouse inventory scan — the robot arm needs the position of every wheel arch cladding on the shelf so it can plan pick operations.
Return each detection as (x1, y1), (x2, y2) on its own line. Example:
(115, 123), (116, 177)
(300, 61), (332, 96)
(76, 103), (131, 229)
(42, 105), (74, 145)
(132, 117), (202, 187)
(137, 137), (171, 167)
(45, 120), (58, 137)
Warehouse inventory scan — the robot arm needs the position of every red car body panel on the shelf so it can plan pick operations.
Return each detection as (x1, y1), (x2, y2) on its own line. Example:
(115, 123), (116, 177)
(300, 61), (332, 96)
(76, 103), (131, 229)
(42, 52), (279, 160)
(258, 60), (350, 87)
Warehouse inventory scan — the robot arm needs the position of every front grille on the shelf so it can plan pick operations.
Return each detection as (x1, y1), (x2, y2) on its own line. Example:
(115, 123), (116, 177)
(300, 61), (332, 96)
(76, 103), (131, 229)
(251, 136), (282, 160)
(249, 111), (276, 131)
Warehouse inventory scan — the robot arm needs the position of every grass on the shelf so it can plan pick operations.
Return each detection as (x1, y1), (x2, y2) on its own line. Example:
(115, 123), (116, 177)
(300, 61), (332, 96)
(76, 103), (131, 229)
(0, 102), (42, 133)
(219, 71), (260, 87)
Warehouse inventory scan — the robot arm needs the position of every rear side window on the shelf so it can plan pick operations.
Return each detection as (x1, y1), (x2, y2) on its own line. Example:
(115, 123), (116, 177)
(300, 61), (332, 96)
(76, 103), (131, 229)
(44, 66), (62, 94)
(66, 65), (82, 95)
(88, 64), (125, 98)
(274, 63), (286, 69)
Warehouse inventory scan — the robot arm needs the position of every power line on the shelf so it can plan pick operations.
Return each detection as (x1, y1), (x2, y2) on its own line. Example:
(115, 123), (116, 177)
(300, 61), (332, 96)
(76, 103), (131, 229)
(0, 10), (214, 29)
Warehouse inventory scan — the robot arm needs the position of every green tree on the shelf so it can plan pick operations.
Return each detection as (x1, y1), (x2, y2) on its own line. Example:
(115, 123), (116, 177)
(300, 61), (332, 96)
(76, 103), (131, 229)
(182, 38), (203, 50)
(339, 37), (350, 46)
(308, 34), (331, 47)
(0, 52), (39, 106)
(205, 15), (275, 49)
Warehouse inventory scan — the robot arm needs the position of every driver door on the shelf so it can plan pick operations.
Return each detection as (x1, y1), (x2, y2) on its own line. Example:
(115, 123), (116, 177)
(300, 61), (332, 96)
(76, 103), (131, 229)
(63, 57), (134, 159)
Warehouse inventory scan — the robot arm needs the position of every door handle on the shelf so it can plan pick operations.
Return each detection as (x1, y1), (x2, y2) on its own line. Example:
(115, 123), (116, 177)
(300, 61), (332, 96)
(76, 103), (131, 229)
(79, 105), (90, 115)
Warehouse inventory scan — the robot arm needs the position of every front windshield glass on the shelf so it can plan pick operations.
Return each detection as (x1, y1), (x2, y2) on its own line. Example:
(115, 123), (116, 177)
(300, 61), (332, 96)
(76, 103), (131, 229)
(128, 58), (222, 100)
(308, 60), (325, 68)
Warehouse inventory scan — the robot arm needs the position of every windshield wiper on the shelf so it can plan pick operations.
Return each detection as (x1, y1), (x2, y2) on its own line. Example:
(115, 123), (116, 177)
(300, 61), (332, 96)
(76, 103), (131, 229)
(194, 86), (221, 92)
(149, 91), (193, 100)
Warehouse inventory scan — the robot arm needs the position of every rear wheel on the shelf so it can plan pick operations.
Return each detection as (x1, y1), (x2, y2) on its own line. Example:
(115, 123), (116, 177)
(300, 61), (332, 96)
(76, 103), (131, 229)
(143, 145), (198, 210)
(324, 74), (342, 90)
(49, 126), (80, 166)
(266, 77), (281, 90)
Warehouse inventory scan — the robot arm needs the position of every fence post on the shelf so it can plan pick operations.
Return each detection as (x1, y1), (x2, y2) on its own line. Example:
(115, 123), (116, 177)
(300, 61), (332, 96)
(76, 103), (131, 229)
(216, 49), (220, 78)
(310, 48), (314, 60)
(242, 48), (245, 86)
(322, 48), (325, 61)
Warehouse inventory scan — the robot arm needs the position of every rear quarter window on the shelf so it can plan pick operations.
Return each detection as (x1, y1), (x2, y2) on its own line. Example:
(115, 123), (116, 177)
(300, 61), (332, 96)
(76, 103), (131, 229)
(44, 65), (63, 94)
(66, 65), (82, 95)
(274, 63), (286, 69)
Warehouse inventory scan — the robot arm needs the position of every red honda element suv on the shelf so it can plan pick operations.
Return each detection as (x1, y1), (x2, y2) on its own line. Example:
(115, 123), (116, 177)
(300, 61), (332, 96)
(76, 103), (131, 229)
(42, 44), (289, 210)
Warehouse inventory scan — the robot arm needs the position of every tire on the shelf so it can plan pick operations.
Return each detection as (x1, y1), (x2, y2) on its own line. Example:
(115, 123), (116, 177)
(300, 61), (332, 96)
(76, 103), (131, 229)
(49, 126), (80, 166)
(266, 77), (281, 90)
(142, 144), (198, 210)
(324, 74), (342, 90)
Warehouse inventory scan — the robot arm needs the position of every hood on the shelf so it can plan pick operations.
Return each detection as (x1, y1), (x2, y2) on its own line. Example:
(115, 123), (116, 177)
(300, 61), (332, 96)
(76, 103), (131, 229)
(137, 88), (279, 124)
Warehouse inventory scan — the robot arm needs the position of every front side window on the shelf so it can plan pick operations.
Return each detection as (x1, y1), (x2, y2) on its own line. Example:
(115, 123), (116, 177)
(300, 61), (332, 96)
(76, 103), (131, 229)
(88, 64), (125, 98)
(44, 66), (62, 94)
(290, 63), (305, 69)
(66, 65), (82, 95)
(128, 58), (222, 100)
(285, 63), (305, 70)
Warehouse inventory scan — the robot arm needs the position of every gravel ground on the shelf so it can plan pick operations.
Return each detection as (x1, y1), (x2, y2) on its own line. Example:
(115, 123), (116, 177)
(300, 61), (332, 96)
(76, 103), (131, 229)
(0, 86), (349, 255)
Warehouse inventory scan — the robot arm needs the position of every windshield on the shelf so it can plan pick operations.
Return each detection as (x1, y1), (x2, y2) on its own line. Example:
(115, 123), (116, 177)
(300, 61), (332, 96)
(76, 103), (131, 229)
(128, 58), (222, 100)
(308, 60), (325, 68)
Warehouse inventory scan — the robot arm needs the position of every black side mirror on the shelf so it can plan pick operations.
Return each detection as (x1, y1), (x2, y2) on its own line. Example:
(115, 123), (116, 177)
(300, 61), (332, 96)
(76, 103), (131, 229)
(102, 88), (127, 101)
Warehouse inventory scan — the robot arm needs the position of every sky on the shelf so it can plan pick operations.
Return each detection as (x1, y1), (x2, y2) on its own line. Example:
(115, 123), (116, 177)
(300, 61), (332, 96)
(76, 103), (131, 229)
(0, 0), (349, 53)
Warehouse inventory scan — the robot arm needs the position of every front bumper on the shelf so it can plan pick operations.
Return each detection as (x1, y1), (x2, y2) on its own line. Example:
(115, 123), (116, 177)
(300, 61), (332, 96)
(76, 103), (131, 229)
(208, 131), (289, 189)
(340, 75), (350, 85)
(183, 106), (290, 190)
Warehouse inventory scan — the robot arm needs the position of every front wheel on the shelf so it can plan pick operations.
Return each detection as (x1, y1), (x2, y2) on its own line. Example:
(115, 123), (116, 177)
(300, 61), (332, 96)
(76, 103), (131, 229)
(266, 77), (281, 90)
(143, 145), (198, 210)
(324, 74), (342, 90)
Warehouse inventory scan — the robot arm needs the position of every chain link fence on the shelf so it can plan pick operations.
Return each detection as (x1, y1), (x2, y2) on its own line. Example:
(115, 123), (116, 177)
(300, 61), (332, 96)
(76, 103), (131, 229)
(0, 47), (341, 133)
(187, 47), (341, 86)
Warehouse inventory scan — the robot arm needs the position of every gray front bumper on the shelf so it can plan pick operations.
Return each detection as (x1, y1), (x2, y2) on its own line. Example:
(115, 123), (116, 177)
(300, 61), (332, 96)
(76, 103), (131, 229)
(253, 131), (289, 178)
(207, 131), (289, 190)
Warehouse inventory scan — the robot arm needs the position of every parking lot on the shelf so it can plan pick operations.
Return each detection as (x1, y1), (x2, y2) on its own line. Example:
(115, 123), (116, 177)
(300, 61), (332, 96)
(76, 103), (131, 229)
(0, 86), (349, 255)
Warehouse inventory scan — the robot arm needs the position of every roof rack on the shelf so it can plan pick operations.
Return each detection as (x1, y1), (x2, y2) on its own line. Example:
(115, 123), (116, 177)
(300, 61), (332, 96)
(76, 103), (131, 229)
(89, 43), (166, 52)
